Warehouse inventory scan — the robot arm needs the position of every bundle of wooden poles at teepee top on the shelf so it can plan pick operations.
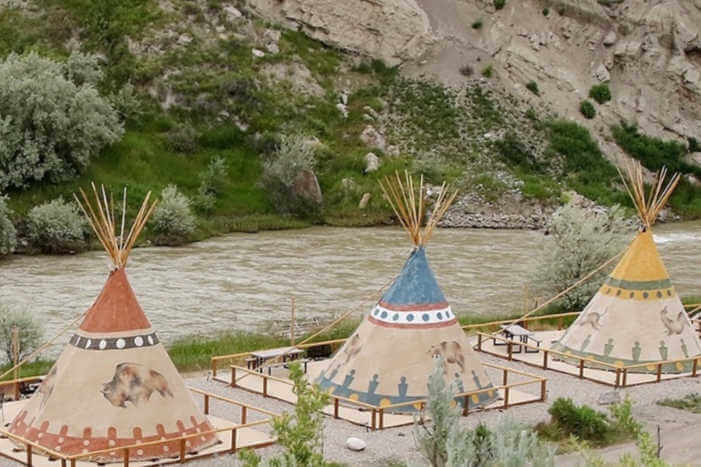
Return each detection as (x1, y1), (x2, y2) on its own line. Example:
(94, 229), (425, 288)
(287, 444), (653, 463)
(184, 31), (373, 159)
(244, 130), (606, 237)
(618, 159), (681, 231)
(379, 170), (459, 246)
(74, 183), (158, 268)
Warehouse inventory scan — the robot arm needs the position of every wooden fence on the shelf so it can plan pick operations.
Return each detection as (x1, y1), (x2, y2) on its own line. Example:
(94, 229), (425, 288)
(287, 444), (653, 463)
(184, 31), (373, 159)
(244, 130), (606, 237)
(0, 387), (277, 467)
(228, 363), (546, 430)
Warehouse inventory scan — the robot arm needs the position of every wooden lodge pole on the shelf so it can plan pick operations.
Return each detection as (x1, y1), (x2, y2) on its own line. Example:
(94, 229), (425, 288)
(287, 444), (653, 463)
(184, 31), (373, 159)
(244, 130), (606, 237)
(290, 296), (296, 346)
(11, 326), (19, 400)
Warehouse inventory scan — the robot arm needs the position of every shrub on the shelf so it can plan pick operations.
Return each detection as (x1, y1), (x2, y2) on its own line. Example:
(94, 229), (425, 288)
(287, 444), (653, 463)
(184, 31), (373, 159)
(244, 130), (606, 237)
(239, 362), (331, 466)
(166, 124), (199, 153)
(580, 100), (596, 119)
(194, 155), (229, 213)
(535, 204), (630, 310)
(0, 305), (43, 363)
(589, 83), (612, 104)
(689, 137), (700, 153)
(482, 65), (493, 78)
(151, 185), (196, 246)
(547, 398), (610, 443)
(262, 134), (319, 216)
(494, 0), (506, 10)
(472, 19), (483, 29)
(526, 80), (540, 96)
(543, 7), (550, 16)
(494, 132), (540, 171)
(0, 195), (16, 256)
(459, 64), (474, 77)
(26, 197), (87, 254)
(0, 52), (123, 190)
(109, 82), (142, 121)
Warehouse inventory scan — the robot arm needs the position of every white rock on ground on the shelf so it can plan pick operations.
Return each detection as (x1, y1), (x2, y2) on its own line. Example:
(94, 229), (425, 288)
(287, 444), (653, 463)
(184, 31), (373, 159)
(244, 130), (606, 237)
(360, 126), (386, 151)
(345, 437), (367, 451)
(364, 152), (380, 173)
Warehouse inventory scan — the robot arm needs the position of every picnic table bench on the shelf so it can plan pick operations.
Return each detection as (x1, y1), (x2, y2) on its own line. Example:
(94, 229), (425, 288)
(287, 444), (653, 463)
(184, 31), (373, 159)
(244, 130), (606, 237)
(494, 324), (541, 353)
(247, 346), (306, 372)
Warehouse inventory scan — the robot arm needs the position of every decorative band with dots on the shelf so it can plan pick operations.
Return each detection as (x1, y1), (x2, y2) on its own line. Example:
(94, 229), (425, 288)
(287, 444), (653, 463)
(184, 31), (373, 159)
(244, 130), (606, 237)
(69, 332), (160, 351)
(369, 304), (456, 326)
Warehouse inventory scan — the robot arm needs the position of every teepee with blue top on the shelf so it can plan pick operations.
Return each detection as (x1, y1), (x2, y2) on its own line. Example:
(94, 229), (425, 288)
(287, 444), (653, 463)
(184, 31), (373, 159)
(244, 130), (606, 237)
(316, 172), (496, 413)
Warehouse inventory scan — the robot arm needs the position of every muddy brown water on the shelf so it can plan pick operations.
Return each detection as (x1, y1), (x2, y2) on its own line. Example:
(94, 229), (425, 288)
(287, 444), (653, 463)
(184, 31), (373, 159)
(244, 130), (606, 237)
(0, 222), (699, 357)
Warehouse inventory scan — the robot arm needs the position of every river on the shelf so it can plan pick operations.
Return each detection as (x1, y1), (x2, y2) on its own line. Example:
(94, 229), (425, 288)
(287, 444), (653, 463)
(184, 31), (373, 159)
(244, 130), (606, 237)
(0, 222), (699, 356)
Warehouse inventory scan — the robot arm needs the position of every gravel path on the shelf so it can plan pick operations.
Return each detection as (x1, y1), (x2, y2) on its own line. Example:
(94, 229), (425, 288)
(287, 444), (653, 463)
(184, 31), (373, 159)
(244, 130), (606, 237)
(0, 355), (698, 466)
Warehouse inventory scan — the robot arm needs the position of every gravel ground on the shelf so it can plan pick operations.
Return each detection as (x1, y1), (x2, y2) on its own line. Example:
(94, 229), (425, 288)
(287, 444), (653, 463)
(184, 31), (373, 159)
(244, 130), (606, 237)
(0, 355), (698, 466)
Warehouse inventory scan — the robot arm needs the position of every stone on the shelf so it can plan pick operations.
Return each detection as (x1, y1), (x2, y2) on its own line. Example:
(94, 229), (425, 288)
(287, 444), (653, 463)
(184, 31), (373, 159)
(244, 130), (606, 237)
(358, 193), (371, 209)
(598, 391), (621, 406)
(593, 63), (610, 82)
(364, 152), (380, 173)
(386, 145), (400, 157)
(223, 5), (242, 21)
(603, 30), (617, 46)
(252, 49), (265, 58)
(360, 126), (386, 151)
(345, 437), (366, 452)
(291, 170), (323, 205)
(177, 34), (192, 46)
(266, 42), (280, 54)
(337, 103), (349, 118)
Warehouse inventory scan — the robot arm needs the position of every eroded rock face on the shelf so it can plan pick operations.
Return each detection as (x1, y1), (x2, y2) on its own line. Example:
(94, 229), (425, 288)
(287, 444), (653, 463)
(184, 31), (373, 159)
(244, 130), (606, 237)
(245, 0), (434, 65)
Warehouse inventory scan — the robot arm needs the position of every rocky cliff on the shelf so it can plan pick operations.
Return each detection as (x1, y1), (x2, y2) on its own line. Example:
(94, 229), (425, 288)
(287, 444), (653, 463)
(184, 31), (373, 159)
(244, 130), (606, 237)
(247, 0), (701, 152)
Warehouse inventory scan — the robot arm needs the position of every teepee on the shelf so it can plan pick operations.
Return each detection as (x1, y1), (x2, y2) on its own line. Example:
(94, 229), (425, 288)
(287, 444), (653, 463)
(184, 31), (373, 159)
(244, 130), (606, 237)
(9, 185), (218, 462)
(553, 162), (701, 373)
(315, 172), (497, 412)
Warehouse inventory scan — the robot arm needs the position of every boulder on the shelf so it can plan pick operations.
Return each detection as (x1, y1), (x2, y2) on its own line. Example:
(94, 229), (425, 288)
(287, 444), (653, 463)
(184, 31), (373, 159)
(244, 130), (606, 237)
(358, 193), (371, 209)
(292, 170), (323, 205)
(603, 30), (617, 46)
(360, 126), (386, 151)
(593, 63), (610, 82)
(252, 49), (265, 58)
(337, 103), (349, 119)
(345, 437), (367, 452)
(223, 5), (242, 21)
(364, 153), (380, 173)
(597, 391), (621, 406)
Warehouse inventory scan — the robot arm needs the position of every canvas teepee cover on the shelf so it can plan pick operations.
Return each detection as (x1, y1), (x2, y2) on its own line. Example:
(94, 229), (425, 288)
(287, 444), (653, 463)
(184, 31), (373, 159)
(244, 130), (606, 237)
(553, 163), (701, 373)
(9, 186), (218, 462)
(315, 173), (497, 412)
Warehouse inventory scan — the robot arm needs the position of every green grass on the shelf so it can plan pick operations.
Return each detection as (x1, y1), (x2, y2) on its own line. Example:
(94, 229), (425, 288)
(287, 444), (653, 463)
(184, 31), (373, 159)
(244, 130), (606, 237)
(0, 360), (54, 381)
(657, 393), (701, 414)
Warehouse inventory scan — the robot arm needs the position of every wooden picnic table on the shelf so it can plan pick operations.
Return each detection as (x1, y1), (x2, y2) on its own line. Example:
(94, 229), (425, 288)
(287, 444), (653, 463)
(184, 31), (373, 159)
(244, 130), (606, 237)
(248, 346), (305, 371)
(495, 324), (541, 353)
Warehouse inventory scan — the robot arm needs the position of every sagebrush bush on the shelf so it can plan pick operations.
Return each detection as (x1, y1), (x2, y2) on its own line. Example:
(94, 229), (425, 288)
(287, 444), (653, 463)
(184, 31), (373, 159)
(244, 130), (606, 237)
(494, 0), (506, 10)
(26, 197), (87, 254)
(526, 80), (540, 96)
(535, 204), (631, 310)
(482, 65), (494, 78)
(0, 195), (16, 256)
(589, 83), (612, 104)
(262, 134), (319, 216)
(193, 155), (229, 213)
(472, 19), (483, 29)
(0, 304), (43, 363)
(152, 185), (196, 246)
(166, 124), (199, 153)
(0, 52), (123, 190)
(580, 100), (596, 119)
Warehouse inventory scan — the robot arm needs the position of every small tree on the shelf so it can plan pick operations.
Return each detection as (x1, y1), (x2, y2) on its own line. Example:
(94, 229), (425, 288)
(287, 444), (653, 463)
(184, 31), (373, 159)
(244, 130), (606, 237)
(240, 362), (331, 466)
(580, 100), (596, 119)
(0, 195), (16, 256)
(0, 305), (43, 364)
(194, 155), (229, 213)
(534, 204), (631, 311)
(0, 52), (123, 190)
(26, 197), (88, 254)
(151, 185), (196, 246)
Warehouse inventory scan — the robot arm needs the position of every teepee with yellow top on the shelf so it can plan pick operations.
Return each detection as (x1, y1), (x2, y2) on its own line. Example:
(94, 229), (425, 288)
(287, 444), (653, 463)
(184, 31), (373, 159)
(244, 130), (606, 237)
(553, 161), (701, 373)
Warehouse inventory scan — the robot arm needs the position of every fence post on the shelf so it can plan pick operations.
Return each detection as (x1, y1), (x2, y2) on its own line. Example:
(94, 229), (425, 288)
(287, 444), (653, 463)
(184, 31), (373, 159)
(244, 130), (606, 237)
(71, 459), (77, 467)
(502, 369), (508, 386)
(334, 398), (339, 419)
(693, 359), (698, 377)
(615, 368), (621, 388)
(230, 428), (237, 452)
(123, 447), (129, 467)
(379, 408), (384, 430)
(241, 406), (247, 425)
(507, 341), (513, 361)
(622, 368), (628, 387)
(477, 334), (482, 351)
(543, 350), (548, 369)
(61, 459), (67, 467)
(503, 387), (510, 408)
(371, 409), (376, 431)
(656, 364), (662, 383)
(179, 438), (186, 463)
(263, 376), (268, 398)
(26, 444), (31, 467)
(578, 359), (584, 379)
(212, 359), (217, 378)
(540, 380), (546, 402)
(204, 394), (209, 415)
(558, 317), (564, 330)
(231, 366), (236, 388)
(463, 395), (469, 416)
